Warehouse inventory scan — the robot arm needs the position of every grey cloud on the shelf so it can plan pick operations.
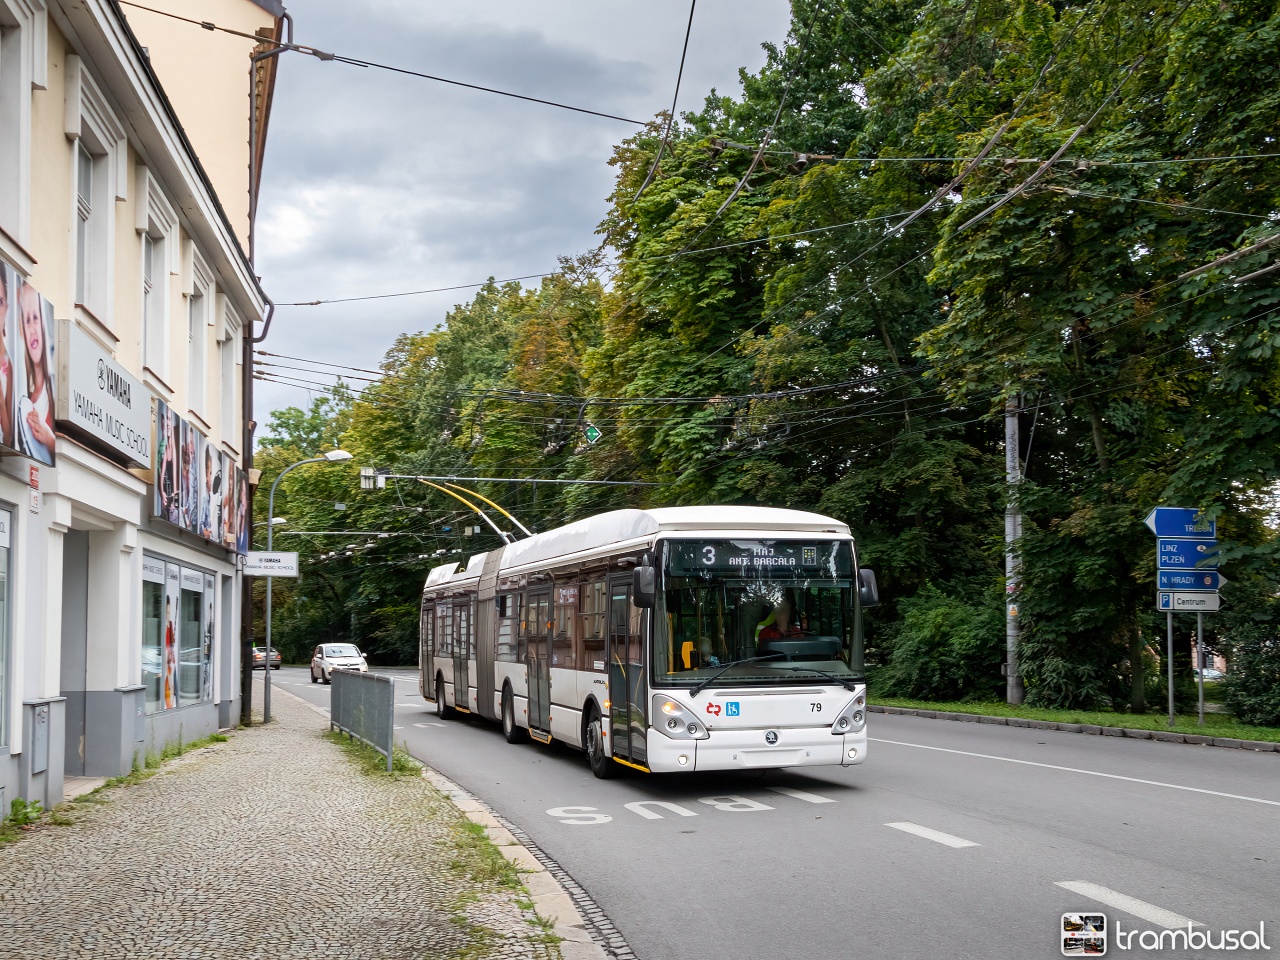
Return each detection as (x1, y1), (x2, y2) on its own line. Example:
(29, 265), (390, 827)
(253, 0), (790, 419)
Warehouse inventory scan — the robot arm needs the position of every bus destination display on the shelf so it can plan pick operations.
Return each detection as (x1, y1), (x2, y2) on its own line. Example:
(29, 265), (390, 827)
(668, 540), (848, 576)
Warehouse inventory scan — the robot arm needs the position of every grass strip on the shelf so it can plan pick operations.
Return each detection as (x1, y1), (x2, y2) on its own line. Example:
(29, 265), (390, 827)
(870, 696), (1280, 742)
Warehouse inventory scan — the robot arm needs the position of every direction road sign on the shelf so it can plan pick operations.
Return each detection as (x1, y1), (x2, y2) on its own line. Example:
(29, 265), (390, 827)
(583, 423), (602, 444)
(1157, 591), (1221, 612)
(1144, 507), (1215, 539)
(1157, 538), (1219, 570)
(1158, 570), (1221, 591)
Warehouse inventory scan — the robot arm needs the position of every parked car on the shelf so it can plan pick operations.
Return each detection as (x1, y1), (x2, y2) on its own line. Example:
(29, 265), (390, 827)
(1194, 667), (1225, 681)
(311, 643), (369, 684)
(251, 645), (282, 670)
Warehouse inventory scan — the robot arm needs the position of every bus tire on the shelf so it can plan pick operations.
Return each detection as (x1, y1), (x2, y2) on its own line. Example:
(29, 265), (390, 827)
(585, 709), (614, 779)
(501, 686), (526, 744)
(434, 675), (453, 719)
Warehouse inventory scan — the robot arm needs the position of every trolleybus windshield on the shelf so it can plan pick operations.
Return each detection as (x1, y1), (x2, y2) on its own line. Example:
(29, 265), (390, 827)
(654, 539), (862, 687)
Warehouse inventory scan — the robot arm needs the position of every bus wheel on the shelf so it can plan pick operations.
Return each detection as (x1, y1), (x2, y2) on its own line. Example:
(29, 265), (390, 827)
(434, 676), (452, 719)
(502, 687), (526, 744)
(585, 711), (614, 779)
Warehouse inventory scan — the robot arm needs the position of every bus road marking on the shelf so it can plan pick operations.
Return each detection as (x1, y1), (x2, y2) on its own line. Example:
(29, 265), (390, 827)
(624, 801), (698, 820)
(1055, 882), (1199, 929)
(767, 786), (837, 804)
(885, 822), (979, 848)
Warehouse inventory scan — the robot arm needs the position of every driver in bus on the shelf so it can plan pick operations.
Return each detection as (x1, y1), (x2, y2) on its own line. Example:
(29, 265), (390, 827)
(756, 595), (806, 642)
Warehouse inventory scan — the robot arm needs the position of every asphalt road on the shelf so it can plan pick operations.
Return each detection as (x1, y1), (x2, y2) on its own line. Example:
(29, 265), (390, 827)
(268, 666), (1279, 960)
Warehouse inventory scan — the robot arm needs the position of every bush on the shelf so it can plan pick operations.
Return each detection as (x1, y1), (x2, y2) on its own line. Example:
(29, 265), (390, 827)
(875, 583), (1005, 701)
(1222, 625), (1280, 727)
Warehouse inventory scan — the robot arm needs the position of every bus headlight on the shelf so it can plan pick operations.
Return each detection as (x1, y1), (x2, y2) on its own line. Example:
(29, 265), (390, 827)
(651, 695), (709, 740)
(831, 687), (867, 735)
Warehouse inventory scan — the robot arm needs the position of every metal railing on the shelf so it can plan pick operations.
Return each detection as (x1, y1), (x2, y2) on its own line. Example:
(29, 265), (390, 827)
(330, 669), (395, 772)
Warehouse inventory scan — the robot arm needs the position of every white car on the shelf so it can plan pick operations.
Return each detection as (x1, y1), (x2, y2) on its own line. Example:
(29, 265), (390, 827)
(310, 643), (369, 684)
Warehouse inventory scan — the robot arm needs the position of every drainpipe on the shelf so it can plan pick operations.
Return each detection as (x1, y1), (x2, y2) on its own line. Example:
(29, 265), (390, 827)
(240, 12), (292, 725)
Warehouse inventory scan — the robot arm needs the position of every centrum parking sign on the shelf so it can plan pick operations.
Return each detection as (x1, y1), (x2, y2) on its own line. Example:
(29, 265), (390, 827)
(244, 551), (299, 577)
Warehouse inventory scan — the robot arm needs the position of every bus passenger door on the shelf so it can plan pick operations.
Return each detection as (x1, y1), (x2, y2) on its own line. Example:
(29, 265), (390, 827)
(608, 577), (647, 765)
(420, 601), (434, 698)
(453, 600), (471, 711)
(526, 591), (552, 740)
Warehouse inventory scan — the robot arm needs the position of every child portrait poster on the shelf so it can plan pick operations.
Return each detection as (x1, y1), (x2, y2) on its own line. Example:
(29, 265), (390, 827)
(154, 400), (181, 525)
(0, 263), (57, 466)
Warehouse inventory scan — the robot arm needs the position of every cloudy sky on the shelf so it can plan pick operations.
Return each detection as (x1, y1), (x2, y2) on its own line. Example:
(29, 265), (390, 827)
(253, 1), (793, 419)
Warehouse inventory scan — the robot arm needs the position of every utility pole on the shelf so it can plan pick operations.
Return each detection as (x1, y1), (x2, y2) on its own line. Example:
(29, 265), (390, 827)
(1005, 394), (1025, 704)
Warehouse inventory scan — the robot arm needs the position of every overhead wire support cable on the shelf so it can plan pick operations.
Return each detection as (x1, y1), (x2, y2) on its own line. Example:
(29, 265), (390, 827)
(117, 0), (645, 124)
(633, 0), (697, 204)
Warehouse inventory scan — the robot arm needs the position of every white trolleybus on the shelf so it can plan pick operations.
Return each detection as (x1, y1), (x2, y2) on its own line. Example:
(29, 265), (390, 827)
(419, 506), (879, 778)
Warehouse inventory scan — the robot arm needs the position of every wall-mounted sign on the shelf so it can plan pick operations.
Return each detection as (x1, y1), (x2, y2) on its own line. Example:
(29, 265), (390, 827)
(0, 262), (57, 466)
(244, 551), (298, 577)
(57, 323), (151, 467)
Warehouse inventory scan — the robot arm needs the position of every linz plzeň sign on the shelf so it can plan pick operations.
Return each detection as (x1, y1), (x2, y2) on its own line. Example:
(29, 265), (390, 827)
(244, 551), (299, 577)
(56, 324), (151, 467)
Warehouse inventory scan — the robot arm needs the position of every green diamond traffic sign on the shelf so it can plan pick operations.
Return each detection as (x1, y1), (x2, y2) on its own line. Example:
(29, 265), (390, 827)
(583, 423), (602, 444)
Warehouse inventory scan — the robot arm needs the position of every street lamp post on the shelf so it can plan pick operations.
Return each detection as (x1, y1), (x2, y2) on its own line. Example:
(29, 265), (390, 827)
(263, 449), (353, 722)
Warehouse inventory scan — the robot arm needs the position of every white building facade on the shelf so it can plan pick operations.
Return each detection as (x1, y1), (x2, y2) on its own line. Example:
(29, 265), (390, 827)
(0, 0), (282, 814)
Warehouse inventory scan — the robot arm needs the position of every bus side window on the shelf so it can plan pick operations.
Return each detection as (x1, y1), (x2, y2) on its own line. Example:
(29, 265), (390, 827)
(554, 583), (579, 670)
(579, 578), (607, 672)
(497, 593), (519, 662)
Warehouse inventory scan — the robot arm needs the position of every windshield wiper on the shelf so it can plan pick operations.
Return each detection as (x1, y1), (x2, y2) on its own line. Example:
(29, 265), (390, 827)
(689, 653), (785, 697)
(779, 666), (859, 690)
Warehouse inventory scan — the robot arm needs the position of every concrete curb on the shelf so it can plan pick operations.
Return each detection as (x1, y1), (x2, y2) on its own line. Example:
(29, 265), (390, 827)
(424, 769), (613, 960)
(869, 704), (1280, 752)
(271, 682), (616, 960)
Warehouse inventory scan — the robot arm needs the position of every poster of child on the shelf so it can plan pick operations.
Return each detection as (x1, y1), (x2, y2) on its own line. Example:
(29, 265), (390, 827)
(235, 467), (249, 554)
(155, 400), (181, 524)
(14, 276), (56, 465)
(200, 442), (215, 540)
(163, 566), (180, 709)
(0, 263), (15, 450)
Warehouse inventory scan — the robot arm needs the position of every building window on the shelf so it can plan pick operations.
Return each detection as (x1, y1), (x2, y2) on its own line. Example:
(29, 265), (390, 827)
(187, 290), (205, 413)
(137, 166), (177, 379)
(0, 505), (10, 748)
(0, 0), (40, 247)
(219, 332), (236, 441)
(75, 141), (93, 304)
(142, 556), (213, 715)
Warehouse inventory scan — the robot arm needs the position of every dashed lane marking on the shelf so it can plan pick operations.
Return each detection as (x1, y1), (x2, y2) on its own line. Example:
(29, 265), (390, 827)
(766, 786), (837, 804)
(872, 738), (1280, 807)
(885, 821), (979, 848)
(413, 722), (446, 729)
(1055, 881), (1199, 929)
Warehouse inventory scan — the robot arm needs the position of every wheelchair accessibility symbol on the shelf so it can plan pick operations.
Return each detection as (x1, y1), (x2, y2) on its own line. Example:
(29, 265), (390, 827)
(725, 702), (740, 717)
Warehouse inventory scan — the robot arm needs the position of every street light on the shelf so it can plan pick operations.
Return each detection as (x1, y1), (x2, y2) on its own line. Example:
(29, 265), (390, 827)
(263, 449), (354, 722)
(255, 516), (288, 528)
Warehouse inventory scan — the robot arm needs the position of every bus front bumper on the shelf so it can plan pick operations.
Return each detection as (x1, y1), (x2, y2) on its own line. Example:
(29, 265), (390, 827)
(646, 726), (867, 773)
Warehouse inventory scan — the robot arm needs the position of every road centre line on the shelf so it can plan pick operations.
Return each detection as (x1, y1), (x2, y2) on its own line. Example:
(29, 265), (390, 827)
(871, 738), (1280, 807)
(885, 821), (979, 848)
(766, 786), (838, 804)
(1055, 881), (1199, 929)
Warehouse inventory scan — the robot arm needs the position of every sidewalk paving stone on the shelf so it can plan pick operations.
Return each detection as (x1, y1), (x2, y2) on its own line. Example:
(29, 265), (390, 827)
(0, 688), (559, 960)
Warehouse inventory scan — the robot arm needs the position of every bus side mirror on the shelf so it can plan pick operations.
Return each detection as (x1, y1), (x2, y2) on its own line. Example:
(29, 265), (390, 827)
(858, 568), (880, 608)
(632, 562), (656, 609)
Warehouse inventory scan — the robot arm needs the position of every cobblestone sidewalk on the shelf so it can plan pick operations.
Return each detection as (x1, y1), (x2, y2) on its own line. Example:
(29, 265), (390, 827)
(0, 686), (559, 960)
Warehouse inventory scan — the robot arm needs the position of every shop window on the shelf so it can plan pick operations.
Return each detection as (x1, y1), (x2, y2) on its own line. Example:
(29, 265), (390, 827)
(0, 506), (10, 748)
(142, 557), (213, 713)
(141, 558), (164, 714)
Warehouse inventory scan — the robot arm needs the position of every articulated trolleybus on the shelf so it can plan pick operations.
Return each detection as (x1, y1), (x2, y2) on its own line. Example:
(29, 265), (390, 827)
(419, 506), (879, 778)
